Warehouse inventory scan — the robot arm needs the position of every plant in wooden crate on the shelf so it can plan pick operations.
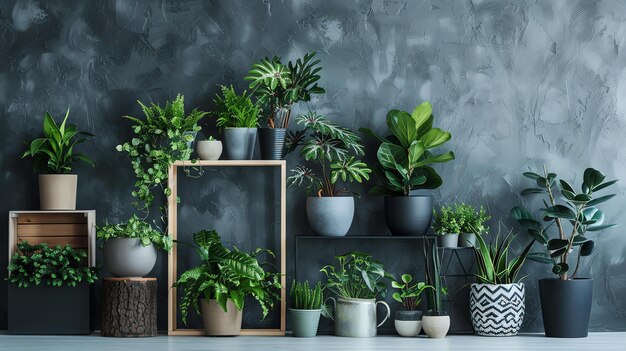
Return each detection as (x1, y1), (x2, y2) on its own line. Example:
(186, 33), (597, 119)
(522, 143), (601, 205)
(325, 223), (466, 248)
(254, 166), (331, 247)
(422, 240), (450, 338)
(6, 241), (97, 334)
(285, 112), (371, 236)
(511, 166), (618, 338)
(320, 252), (392, 337)
(391, 274), (433, 337)
(289, 280), (324, 337)
(173, 230), (281, 336)
(21, 109), (95, 210)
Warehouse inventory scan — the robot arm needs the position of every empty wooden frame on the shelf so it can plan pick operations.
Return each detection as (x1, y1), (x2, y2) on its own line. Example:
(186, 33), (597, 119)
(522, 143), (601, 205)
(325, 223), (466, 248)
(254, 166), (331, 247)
(167, 160), (286, 336)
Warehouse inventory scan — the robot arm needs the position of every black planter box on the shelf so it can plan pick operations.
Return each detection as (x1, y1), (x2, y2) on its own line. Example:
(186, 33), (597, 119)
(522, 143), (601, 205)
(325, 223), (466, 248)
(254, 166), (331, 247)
(8, 282), (91, 335)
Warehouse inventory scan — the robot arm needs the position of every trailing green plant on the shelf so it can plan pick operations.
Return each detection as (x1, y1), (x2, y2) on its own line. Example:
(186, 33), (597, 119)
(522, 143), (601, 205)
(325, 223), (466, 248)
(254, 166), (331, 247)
(173, 230), (281, 324)
(424, 241), (448, 315)
(212, 85), (260, 128)
(320, 251), (393, 299)
(117, 94), (207, 211)
(360, 101), (454, 196)
(289, 280), (323, 310)
(22, 108), (95, 174)
(245, 51), (325, 128)
(285, 112), (371, 197)
(6, 241), (98, 288)
(97, 214), (173, 252)
(432, 203), (491, 235)
(391, 274), (433, 311)
(511, 166), (618, 280)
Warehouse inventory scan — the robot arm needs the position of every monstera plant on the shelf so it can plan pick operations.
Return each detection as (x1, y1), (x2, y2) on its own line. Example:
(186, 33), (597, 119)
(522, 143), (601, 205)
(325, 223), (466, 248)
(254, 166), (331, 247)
(511, 166), (618, 338)
(360, 101), (454, 236)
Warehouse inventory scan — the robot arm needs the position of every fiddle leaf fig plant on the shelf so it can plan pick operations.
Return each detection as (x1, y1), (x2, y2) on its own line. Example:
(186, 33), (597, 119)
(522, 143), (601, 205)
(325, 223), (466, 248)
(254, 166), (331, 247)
(391, 274), (433, 311)
(320, 251), (393, 299)
(360, 101), (454, 196)
(511, 166), (618, 280)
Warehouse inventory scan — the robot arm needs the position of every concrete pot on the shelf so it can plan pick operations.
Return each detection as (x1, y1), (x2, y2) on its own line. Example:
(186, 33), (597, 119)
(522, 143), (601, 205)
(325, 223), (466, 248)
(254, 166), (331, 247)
(394, 310), (422, 337)
(201, 299), (242, 336)
(459, 233), (477, 247)
(196, 140), (223, 160)
(326, 297), (390, 337)
(39, 174), (77, 210)
(470, 283), (525, 336)
(438, 234), (459, 248)
(306, 196), (355, 236)
(258, 128), (286, 160)
(422, 315), (450, 338)
(223, 127), (256, 160)
(539, 278), (592, 338)
(289, 308), (322, 337)
(384, 195), (433, 236)
(103, 238), (157, 278)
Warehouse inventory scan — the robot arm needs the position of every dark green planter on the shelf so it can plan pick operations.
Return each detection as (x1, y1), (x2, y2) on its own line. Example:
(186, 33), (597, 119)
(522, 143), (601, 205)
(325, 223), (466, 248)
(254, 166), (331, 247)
(539, 278), (593, 338)
(289, 308), (322, 337)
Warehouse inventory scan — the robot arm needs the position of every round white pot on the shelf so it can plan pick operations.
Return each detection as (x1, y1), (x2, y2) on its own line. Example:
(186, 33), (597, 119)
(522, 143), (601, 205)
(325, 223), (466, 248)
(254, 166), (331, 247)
(196, 140), (223, 160)
(422, 315), (450, 338)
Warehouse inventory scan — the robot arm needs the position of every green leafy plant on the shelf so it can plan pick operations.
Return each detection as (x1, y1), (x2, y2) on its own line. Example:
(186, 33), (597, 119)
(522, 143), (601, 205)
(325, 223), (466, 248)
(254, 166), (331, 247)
(424, 241), (448, 315)
(22, 108), (95, 174)
(391, 274), (433, 311)
(511, 166), (618, 280)
(290, 280), (323, 310)
(360, 101), (454, 196)
(432, 203), (491, 235)
(173, 230), (281, 324)
(97, 214), (173, 252)
(245, 52), (325, 128)
(117, 94), (207, 211)
(285, 112), (371, 196)
(207, 136), (216, 141)
(212, 85), (260, 129)
(320, 251), (393, 299)
(6, 241), (98, 288)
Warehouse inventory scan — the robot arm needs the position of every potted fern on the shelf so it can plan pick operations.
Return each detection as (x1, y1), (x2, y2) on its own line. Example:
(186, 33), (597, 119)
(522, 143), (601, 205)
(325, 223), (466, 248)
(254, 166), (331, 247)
(391, 273), (432, 337)
(285, 112), (371, 236)
(289, 280), (323, 337)
(22, 109), (95, 210)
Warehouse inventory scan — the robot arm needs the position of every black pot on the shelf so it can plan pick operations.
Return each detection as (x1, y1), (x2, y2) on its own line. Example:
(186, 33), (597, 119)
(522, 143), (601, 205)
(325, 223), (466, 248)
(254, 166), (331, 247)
(395, 310), (423, 321)
(539, 278), (593, 338)
(258, 128), (287, 160)
(384, 195), (433, 236)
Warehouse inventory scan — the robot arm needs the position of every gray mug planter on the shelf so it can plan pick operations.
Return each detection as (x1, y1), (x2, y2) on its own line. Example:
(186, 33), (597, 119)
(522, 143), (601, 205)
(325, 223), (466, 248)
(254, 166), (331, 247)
(438, 234), (459, 248)
(394, 310), (422, 337)
(306, 196), (355, 236)
(470, 283), (525, 336)
(459, 233), (477, 247)
(289, 308), (322, 337)
(384, 195), (433, 236)
(223, 127), (256, 160)
(325, 297), (390, 337)
(103, 238), (157, 277)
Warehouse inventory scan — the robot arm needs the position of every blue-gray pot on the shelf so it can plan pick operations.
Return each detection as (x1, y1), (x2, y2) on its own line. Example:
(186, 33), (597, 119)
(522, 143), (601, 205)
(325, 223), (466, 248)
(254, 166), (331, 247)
(306, 196), (354, 236)
(223, 128), (256, 160)
(103, 238), (157, 277)
(384, 195), (433, 236)
(289, 308), (322, 337)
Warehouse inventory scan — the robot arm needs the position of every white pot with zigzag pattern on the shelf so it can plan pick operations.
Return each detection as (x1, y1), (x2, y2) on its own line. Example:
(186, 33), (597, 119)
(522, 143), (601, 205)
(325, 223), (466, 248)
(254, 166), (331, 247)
(470, 283), (525, 336)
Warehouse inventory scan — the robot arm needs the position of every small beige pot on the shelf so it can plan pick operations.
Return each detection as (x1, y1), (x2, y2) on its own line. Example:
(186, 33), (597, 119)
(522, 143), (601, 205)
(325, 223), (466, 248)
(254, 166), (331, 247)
(196, 140), (223, 160)
(39, 174), (77, 210)
(422, 315), (450, 338)
(200, 299), (242, 336)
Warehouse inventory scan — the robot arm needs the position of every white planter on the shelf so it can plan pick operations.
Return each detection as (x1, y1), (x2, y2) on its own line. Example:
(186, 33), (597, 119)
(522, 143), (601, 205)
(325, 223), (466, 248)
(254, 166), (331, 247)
(39, 174), (77, 210)
(196, 140), (223, 160)
(422, 315), (450, 338)
(470, 283), (525, 336)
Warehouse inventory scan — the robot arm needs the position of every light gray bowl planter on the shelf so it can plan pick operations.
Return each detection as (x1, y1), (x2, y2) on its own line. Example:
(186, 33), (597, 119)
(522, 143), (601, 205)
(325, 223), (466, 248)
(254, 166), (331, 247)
(470, 283), (525, 336)
(103, 238), (157, 278)
(196, 140), (223, 160)
(384, 195), (433, 236)
(438, 234), (459, 248)
(422, 314), (450, 338)
(459, 233), (477, 247)
(223, 128), (256, 160)
(306, 196), (355, 236)
(289, 308), (322, 337)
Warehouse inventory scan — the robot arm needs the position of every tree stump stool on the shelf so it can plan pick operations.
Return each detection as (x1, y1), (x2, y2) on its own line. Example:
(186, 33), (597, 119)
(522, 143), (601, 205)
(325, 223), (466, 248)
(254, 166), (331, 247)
(101, 278), (157, 337)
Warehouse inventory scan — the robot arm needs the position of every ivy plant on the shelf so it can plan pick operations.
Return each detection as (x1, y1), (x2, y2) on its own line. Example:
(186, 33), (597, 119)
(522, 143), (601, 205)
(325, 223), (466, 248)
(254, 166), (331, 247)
(212, 85), (260, 128)
(97, 214), (173, 252)
(320, 251), (393, 299)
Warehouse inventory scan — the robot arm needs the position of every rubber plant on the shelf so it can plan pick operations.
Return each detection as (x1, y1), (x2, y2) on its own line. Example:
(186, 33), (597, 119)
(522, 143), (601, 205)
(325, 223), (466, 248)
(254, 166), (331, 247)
(511, 166), (618, 280)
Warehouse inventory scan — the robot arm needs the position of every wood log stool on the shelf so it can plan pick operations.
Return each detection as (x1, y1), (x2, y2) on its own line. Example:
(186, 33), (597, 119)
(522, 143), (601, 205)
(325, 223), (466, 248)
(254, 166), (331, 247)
(101, 278), (157, 337)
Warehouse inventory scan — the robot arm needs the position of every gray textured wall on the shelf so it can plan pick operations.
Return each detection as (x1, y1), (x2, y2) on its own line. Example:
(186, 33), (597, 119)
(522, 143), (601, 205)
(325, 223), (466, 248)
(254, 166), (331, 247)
(1, 0), (625, 332)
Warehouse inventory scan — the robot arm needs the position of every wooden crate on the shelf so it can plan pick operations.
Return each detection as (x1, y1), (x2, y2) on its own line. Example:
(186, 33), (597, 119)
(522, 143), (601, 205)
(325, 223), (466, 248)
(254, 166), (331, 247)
(9, 211), (96, 267)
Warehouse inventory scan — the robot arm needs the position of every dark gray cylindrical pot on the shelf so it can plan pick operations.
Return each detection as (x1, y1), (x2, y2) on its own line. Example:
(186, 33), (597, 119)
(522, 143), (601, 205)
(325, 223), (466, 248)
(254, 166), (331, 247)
(459, 233), (477, 247)
(103, 238), (157, 277)
(539, 278), (593, 338)
(258, 128), (286, 160)
(306, 196), (355, 236)
(289, 308), (322, 337)
(384, 195), (433, 236)
(223, 128), (257, 160)
(438, 234), (459, 248)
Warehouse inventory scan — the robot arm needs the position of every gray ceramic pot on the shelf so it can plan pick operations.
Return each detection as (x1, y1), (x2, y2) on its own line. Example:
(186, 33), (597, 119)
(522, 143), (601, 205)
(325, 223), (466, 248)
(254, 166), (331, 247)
(196, 140), (223, 160)
(223, 128), (256, 160)
(326, 297), (390, 337)
(394, 310), (423, 337)
(438, 234), (459, 248)
(384, 195), (433, 236)
(258, 128), (286, 160)
(306, 196), (355, 236)
(459, 233), (477, 247)
(201, 299), (242, 336)
(539, 278), (592, 338)
(289, 308), (322, 337)
(103, 238), (157, 277)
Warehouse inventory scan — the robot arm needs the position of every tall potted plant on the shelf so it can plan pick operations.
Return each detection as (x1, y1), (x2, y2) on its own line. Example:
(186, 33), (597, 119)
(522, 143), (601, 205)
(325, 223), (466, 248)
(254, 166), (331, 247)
(22, 109), (95, 210)
(422, 240), (450, 338)
(512, 166), (618, 338)
(212, 85), (260, 160)
(285, 112), (371, 236)
(321, 252), (392, 337)
(391, 273), (432, 337)
(245, 52), (325, 160)
(360, 101), (454, 236)
(289, 280), (324, 337)
(173, 230), (281, 336)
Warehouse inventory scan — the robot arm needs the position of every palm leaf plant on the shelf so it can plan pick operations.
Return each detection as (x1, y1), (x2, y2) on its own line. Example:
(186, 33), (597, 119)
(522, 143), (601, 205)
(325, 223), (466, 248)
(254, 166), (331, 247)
(391, 274), (433, 311)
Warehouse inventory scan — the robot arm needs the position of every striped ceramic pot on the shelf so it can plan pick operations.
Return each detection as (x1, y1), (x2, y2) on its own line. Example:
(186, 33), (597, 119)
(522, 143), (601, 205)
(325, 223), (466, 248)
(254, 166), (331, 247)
(470, 283), (525, 336)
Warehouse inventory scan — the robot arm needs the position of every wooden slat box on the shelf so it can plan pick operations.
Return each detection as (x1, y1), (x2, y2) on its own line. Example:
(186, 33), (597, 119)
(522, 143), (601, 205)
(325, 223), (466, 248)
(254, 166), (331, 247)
(8, 211), (96, 267)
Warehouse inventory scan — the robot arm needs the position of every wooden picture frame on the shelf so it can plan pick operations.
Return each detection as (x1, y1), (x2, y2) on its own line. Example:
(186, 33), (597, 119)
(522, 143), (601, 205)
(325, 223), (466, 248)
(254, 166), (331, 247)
(167, 160), (286, 336)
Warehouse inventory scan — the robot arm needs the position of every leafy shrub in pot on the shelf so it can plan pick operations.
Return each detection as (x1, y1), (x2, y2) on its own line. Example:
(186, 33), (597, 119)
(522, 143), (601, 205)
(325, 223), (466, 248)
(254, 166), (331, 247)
(433, 203), (491, 248)
(391, 274), (432, 337)
(289, 280), (324, 337)
(212, 85), (260, 160)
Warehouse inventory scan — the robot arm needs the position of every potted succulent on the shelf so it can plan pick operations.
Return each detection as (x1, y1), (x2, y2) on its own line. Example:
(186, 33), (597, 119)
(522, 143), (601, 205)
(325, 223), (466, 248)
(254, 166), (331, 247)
(245, 52), (325, 160)
(289, 280), (324, 337)
(360, 102), (454, 236)
(512, 167), (618, 338)
(196, 135), (222, 160)
(173, 230), (281, 336)
(458, 204), (490, 247)
(320, 252), (392, 337)
(285, 112), (371, 236)
(212, 85), (260, 160)
(432, 204), (461, 248)
(22, 109), (95, 210)
(422, 241), (450, 338)
(391, 273), (433, 337)
(470, 225), (534, 336)
(6, 241), (98, 334)
(97, 215), (173, 277)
